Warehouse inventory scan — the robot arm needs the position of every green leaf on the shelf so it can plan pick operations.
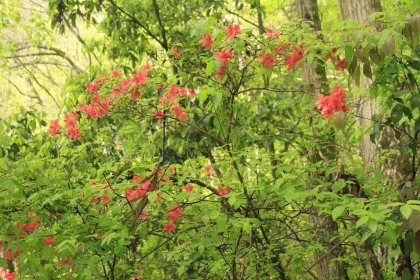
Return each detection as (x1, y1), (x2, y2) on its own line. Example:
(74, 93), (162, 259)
(363, 60), (373, 79)
(0, 135), (11, 146)
(411, 95), (420, 108)
(284, 188), (295, 203)
(212, 91), (223, 107)
(369, 48), (382, 65)
(407, 60), (420, 71)
(205, 61), (214, 76)
(407, 200), (420, 205)
(408, 72), (416, 87)
(199, 87), (208, 106)
(1, 178), (22, 194)
(228, 195), (236, 206)
(356, 216), (369, 228)
(332, 206), (346, 221)
(353, 64), (361, 87)
(148, 191), (157, 203)
(191, 17), (214, 37)
(409, 210), (420, 233)
(349, 55), (358, 75)
(367, 218), (378, 232)
(390, 105), (403, 123)
(401, 205), (413, 219)
(345, 46), (354, 71)
(198, 244), (205, 255)
(331, 180), (346, 193)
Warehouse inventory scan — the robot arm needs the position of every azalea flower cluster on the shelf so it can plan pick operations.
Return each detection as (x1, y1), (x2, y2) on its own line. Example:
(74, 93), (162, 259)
(3, 249), (21, 261)
(198, 25), (305, 80)
(217, 186), (230, 196)
(325, 48), (347, 71)
(15, 216), (40, 235)
(198, 24), (241, 82)
(64, 111), (81, 140)
(317, 85), (348, 118)
(79, 66), (150, 120)
(203, 165), (230, 196)
(48, 64), (196, 139)
(125, 173), (152, 202)
(77, 94), (111, 118)
(163, 204), (184, 232)
(158, 84), (195, 121)
(89, 180), (111, 204)
(49, 111), (81, 140)
(43, 236), (55, 246)
(258, 52), (280, 68)
(0, 267), (15, 280)
(1, 213), (56, 280)
(132, 265), (146, 280)
(49, 119), (60, 136)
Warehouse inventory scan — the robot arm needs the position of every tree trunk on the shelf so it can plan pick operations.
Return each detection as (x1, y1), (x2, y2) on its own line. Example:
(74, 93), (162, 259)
(338, 1), (407, 279)
(339, 0), (382, 172)
(339, 0), (382, 24)
(296, 0), (327, 95)
(296, 1), (347, 279)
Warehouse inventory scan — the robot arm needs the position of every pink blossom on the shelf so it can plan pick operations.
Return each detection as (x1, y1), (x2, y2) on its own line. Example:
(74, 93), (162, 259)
(224, 24), (241, 40)
(199, 33), (213, 50)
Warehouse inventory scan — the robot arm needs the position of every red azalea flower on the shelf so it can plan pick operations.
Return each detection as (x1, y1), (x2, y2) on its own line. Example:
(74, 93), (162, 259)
(85, 82), (99, 93)
(284, 46), (304, 70)
(218, 186), (230, 196)
(215, 49), (235, 67)
(317, 85), (348, 118)
(216, 67), (225, 82)
(199, 33), (213, 50)
(258, 53), (279, 68)
(43, 236), (54, 246)
(163, 221), (175, 232)
(335, 58), (347, 71)
(49, 119), (60, 137)
(184, 185), (194, 192)
(111, 69), (121, 77)
(154, 110), (165, 120)
(167, 204), (184, 222)
(100, 195), (111, 204)
(204, 165), (213, 177)
(172, 47), (182, 57)
(265, 28), (280, 38)
(224, 24), (241, 40)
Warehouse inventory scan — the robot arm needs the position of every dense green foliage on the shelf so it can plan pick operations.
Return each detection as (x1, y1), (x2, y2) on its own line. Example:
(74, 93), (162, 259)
(1, 0), (420, 279)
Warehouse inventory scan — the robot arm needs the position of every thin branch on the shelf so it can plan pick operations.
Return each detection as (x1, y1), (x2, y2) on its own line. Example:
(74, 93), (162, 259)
(304, 232), (353, 275)
(9, 61), (73, 70)
(108, 0), (164, 48)
(4, 52), (58, 59)
(63, 16), (101, 65)
(238, 87), (308, 95)
(37, 45), (84, 73)
(7, 78), (43, 105)
(152, 0), (168, 51)
(224, 8), (259, 28)
(16, 58), (60, 108)
(26, 77), (44, 106)
(32, 65), (61, 87)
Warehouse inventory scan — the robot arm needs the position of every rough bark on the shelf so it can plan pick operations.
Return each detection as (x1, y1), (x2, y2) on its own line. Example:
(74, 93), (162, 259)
(339, 0), (383, 173)
(339, 0), (382, 24)
(296, 1), (347, 279)
(339, 0), (410, 183)
(339, 1), (404, 279)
